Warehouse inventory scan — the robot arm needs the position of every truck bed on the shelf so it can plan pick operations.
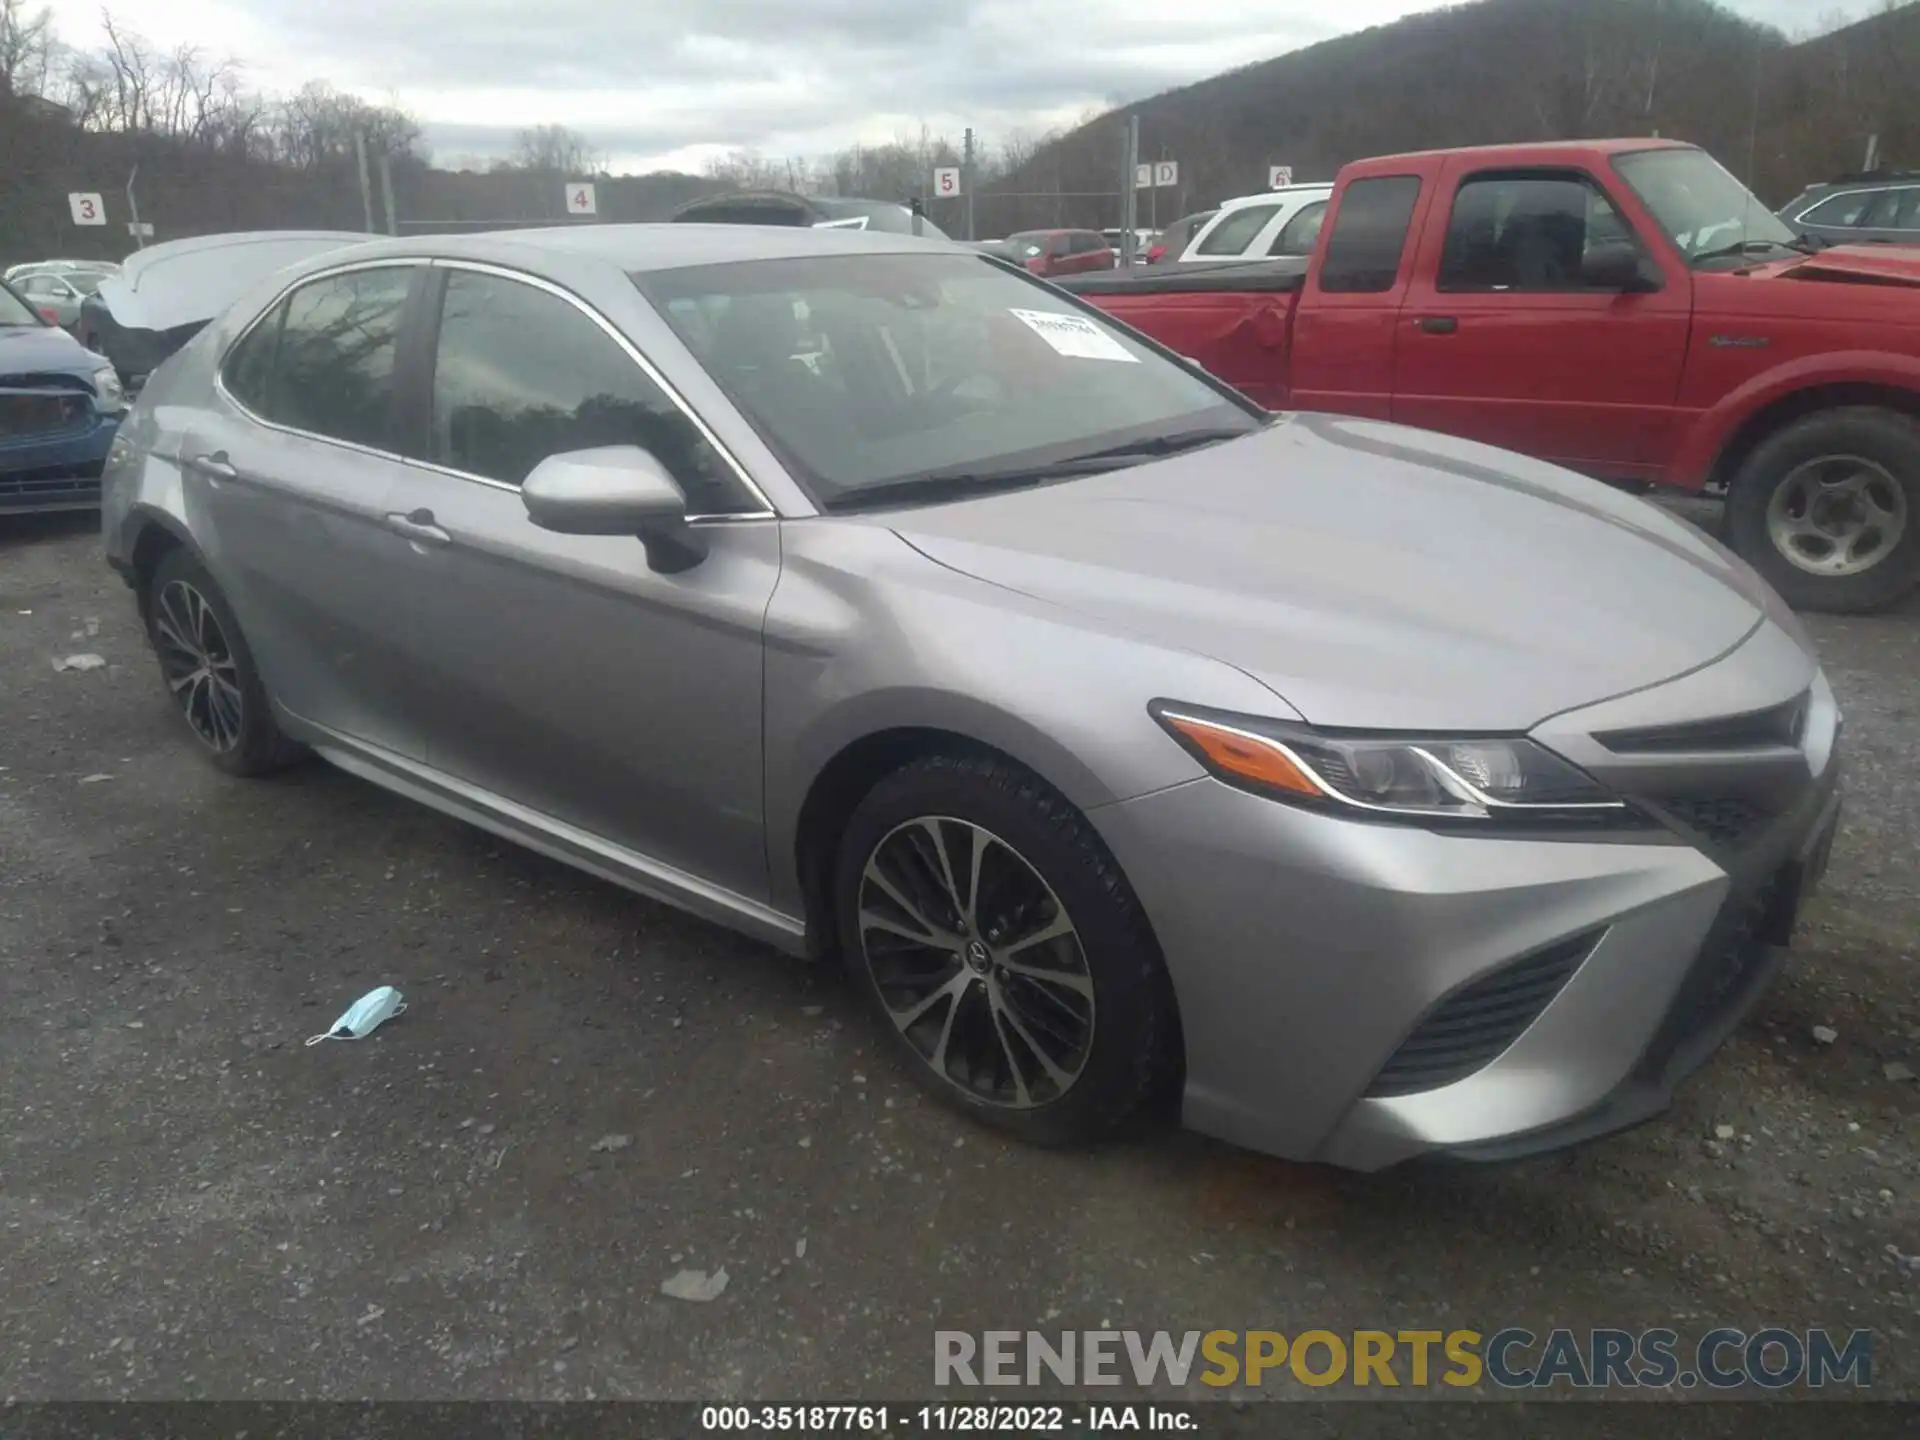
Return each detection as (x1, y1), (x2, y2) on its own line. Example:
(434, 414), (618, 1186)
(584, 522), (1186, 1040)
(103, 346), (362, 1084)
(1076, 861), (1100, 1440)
(1057, 260), (1302, 409)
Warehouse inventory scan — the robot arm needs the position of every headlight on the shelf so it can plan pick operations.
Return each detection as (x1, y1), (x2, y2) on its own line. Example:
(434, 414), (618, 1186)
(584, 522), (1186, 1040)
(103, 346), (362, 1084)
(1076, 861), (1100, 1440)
(1151, 702), (1645, 827)
(92, 363), (127, 415)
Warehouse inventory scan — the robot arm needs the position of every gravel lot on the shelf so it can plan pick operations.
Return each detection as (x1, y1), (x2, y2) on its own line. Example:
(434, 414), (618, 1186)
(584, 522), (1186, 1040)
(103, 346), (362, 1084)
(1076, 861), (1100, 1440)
(1, 507), (1917, 1414)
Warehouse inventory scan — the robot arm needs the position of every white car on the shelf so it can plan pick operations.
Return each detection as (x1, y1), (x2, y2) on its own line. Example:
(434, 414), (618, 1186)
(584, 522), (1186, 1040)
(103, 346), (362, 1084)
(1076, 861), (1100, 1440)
(1176, 186), (1334, 263)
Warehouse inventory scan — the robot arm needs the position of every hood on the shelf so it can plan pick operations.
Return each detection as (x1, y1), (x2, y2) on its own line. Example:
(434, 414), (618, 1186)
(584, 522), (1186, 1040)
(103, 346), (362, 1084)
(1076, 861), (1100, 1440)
(97, 231), (370, 331)
(1774, 244), (1920, 287)
(886, 415), (1774, 732)
(0, 322), (99, 382)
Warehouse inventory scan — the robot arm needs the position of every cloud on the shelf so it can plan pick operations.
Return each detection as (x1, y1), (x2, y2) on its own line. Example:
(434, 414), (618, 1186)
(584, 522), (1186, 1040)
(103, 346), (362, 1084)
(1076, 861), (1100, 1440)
(43, 0), (1829, 171)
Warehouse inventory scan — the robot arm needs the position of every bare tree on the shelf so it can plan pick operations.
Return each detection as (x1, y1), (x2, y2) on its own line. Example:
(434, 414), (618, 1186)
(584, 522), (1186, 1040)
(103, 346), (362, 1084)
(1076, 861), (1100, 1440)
(508, 122), (601, 174)
(0, 0), (53, 98)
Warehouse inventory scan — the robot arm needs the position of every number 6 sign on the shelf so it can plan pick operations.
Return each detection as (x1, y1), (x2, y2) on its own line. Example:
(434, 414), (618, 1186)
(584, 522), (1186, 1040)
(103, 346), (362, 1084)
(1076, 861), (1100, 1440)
(933, 167), (961, 197)
(68, 192), (106, 226)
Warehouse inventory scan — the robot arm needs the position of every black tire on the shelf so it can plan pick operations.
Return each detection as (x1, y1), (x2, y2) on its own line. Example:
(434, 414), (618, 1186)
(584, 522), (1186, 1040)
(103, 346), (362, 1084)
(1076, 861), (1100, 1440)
(833, 752), (1179, 1146)
(1724, 406), (1920, 613)
(145, 547), (303, 777)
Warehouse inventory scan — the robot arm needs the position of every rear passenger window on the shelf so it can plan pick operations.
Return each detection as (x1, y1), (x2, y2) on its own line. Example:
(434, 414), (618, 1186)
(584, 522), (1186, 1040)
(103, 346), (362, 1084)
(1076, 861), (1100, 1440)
(1268, 201), (1327, 257)
(222, 302), (284, 412)
(1197, 205), (1280, 256)
(235, 267), (414, 450)
(1318, 177), (1422, 293)
(429, 269), (749, 514)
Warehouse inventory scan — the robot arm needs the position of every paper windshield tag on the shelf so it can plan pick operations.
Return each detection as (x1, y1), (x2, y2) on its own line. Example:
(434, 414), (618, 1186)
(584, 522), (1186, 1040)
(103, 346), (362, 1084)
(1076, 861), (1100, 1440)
(1009, 308), (1139, 363)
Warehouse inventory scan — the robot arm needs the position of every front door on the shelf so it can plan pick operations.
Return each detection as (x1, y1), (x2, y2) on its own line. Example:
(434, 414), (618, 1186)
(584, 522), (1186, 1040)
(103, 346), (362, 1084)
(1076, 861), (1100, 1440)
(183, 262), (434, 758)
(1391, 165), (1691, 478)
(386, 265), (781, 901)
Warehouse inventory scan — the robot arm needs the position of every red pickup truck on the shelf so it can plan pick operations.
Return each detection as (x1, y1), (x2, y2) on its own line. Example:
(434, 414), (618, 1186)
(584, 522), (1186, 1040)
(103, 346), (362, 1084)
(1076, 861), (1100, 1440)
(1059, 138), (1920, 613)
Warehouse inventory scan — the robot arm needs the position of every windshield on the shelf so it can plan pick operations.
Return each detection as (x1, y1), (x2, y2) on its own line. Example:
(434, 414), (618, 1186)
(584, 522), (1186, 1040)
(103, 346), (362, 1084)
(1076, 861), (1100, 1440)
(0, 282), (42, 326)
(637, 252), (1259, 509)
(1613, 147), (1800, 263)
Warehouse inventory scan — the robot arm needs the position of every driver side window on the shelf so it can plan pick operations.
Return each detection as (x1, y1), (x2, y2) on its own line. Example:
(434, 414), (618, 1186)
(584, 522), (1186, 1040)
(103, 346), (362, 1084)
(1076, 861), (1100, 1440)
(428, 270), (753, 516)
(1437, 172), (1640, 292)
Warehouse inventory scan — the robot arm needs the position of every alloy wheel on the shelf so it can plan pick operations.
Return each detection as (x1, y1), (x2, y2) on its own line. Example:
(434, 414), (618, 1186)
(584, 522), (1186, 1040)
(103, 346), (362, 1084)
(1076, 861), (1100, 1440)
(154, 579), (244, 752)
(1767, 455), (1909, 577)
(857, 816), (1095, 1109)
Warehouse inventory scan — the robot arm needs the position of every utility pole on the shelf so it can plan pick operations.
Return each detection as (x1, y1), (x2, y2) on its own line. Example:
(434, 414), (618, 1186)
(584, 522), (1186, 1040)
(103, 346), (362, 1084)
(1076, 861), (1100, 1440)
(125, 164), (145, 250)
(1866, 134), (1881, 172)
(378, 151), (397, 235)
(1120, 114), (1140, 265)
(355, 130), (375, 233)
(962, 126), (976, 242)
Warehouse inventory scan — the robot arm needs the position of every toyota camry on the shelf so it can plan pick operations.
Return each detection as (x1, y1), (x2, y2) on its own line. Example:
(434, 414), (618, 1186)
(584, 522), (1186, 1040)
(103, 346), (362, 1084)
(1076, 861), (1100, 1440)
(101, 224), (1842, 1168)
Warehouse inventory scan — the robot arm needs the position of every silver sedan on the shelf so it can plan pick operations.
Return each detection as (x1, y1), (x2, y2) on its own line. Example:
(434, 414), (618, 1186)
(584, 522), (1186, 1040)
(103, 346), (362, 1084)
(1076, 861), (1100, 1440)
(101, 225), (1843, 1168)
(11, 265), (112, 331)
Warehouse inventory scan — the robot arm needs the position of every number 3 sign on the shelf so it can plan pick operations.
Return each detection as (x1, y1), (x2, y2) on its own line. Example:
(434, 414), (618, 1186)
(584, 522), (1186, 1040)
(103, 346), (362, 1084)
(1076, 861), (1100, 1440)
(68, 192), (106, 226)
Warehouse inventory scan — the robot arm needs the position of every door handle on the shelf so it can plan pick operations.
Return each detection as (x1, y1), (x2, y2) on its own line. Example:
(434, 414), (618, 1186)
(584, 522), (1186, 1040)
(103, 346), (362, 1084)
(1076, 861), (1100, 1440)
(385, 509), (451, 546)
(1416, 316), (1459, 335)
(185, 451), (238, 480)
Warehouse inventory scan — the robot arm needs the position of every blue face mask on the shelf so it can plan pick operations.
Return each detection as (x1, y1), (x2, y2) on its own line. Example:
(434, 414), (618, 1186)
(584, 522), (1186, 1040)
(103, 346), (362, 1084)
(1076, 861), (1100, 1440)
(305, 986), (407, 1046)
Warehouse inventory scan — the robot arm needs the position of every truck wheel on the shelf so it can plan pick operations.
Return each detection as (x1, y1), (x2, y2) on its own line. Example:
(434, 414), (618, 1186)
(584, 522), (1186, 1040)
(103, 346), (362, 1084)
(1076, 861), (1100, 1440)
(1725, 407), (1920, 613)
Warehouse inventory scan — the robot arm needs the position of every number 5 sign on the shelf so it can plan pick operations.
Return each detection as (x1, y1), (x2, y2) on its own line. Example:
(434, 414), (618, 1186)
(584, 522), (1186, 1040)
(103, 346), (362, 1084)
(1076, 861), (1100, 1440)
(68, 192), (106, 226)
(565, 182), (597, 216)
(933, 166), (961, 197)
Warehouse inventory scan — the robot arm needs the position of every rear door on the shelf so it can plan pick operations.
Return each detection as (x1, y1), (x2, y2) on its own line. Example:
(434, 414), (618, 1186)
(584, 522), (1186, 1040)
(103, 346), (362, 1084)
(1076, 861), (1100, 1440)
(1390, 163), (1690, 476)
(181, 261), (434, 757)
(1288, 171), (1432, 420)
(379, 262), (781, 897)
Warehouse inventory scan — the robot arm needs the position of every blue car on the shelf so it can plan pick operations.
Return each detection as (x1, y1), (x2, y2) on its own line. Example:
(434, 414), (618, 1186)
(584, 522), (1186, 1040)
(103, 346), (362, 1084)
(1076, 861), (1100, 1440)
(2, 277), (125, 514)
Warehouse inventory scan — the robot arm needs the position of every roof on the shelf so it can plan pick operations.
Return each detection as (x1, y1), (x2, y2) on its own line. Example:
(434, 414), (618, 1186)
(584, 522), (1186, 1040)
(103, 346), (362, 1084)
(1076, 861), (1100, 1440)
(1215, 185), (1334, 212)
(304, 222), (959, 274)
(1349, 137), (1696, 170)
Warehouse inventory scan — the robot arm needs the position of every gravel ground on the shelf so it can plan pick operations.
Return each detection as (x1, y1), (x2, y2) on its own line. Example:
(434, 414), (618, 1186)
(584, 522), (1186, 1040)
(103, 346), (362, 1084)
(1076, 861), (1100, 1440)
(1, 508), (1916, 1412)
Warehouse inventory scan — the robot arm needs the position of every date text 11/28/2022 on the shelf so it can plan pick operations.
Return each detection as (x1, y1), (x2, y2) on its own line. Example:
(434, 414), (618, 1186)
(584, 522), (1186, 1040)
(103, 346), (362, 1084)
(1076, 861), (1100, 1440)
(700, 1406), (1195, 1432)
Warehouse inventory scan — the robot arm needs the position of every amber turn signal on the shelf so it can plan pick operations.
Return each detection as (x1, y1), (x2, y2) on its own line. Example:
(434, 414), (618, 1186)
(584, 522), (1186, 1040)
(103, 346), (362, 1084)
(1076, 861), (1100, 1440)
(1161, 713), (1324, 797)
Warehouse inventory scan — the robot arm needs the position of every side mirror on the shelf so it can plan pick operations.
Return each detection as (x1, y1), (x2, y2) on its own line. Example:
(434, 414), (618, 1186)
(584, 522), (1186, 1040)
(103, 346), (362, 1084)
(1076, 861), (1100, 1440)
(521, 446), (707, 572)
(1582, 241), (1655, 292)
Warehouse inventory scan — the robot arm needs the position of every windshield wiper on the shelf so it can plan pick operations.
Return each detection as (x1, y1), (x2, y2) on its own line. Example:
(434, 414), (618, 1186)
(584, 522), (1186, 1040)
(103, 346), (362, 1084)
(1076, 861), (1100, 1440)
(1063, 425), (1254, 463)
(1691, 238), (1805, 265)
(826, 468), (1065, 513)
(827, 427), (1254, 514)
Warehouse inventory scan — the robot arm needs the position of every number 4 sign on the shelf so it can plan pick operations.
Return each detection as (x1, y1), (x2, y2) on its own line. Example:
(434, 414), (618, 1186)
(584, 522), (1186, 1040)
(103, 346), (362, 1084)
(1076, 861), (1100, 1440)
(934, 167), (961, 197)
(565, 182), (597, 216)
(68, 192), (106, 226)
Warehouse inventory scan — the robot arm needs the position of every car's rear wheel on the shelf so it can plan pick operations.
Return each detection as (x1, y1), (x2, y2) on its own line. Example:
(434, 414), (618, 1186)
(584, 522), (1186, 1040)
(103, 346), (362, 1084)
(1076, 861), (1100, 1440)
(834, 752), (1178, 1145)
(146, 548), (302, 776)
(1725, 407), (1920, 613)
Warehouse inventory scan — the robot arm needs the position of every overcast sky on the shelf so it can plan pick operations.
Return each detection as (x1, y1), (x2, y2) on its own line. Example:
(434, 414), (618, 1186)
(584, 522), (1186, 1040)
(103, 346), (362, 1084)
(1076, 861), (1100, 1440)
(44, 0), (1847, 173)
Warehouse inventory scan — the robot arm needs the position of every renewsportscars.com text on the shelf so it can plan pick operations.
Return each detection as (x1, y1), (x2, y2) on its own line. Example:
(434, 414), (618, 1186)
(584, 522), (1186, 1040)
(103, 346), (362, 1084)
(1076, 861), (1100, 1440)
(934, 1327), (1873, 1390)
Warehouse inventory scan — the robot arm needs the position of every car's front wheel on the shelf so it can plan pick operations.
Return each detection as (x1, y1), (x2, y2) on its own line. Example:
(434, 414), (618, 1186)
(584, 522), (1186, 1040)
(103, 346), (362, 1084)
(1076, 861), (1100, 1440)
(834, 752), (1178, 1145)
(145, 547), (303, 776)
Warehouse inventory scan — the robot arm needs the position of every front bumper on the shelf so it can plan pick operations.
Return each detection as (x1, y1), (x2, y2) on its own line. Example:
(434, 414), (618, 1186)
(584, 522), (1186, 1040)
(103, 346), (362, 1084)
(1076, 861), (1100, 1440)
(1090, 623), (1840, 1170)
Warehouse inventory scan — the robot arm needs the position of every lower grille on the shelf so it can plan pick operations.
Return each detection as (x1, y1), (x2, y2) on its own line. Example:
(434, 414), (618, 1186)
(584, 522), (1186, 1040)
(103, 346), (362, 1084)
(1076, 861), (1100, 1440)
(1648, 867), (1789, 1061)
(1661, 796), (1773, 850)
(1367, 931), (1601, 1098)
